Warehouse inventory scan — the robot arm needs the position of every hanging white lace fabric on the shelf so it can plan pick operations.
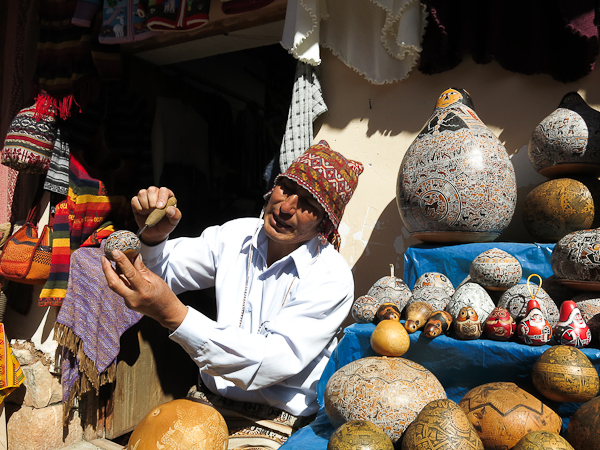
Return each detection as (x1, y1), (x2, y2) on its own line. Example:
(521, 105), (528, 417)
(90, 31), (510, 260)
(281, 0), (429, 85)
(279, 61), (328, 173)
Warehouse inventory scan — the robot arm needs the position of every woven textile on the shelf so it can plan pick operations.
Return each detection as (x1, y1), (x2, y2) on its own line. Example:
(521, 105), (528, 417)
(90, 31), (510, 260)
(43, 127), (70, 195)
(0, 323), (25, 405)
(1, 104), (57, 174)
(279, 62), (327, 173)
(39, 153), (126, 306)
(270, 141), (363, 248)
(56, 243), (143, 418)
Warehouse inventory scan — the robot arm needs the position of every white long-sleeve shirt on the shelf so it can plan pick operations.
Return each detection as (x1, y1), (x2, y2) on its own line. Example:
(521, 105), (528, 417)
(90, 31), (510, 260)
(140, 217), (354, 416)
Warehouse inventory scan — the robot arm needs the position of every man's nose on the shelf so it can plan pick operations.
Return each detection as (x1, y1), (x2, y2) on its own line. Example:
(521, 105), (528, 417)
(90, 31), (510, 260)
(281, 194), (298, 213)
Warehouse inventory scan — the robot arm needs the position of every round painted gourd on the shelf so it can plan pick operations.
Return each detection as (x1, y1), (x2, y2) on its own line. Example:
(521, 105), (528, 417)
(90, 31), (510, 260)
(567, 396), (600, 450)
(458, 382), (562, 450)
(522, 178), (594, 243)
(528, 91), (600, 177)
(469, 248), (522, 290)
(401, 399), (484, 450)
(370, 319), (410, 357)
(324, 357), (446, 443)
(327, 420), (394, 450)
(551, 228), (600, 286)
(446, 283), (495, 325)
(126, 398), (229, 450)
(512, 431), (574, 450)
(396, 87), (517, 243)
(366, 265), (412, 312)
(351, 295), (380, 324)
(105, 230), (141, 261)
(531, 345), (599, 403)
(497, 283), (560, 327)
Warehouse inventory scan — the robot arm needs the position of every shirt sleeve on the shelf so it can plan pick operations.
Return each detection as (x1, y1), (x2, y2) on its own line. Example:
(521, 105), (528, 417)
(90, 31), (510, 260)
(170, 260), (354, 391)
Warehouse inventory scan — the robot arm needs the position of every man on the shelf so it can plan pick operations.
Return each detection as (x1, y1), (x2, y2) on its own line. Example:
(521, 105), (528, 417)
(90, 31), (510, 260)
(102, 141), (363, 449)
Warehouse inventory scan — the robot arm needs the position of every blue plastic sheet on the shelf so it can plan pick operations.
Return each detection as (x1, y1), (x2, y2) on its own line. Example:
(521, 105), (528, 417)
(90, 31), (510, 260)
(280, 242), (600, 450)
(403, 242), (555, 289)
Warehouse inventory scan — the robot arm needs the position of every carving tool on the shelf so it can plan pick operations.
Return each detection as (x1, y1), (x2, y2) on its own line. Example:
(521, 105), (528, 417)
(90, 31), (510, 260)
(137, 197), (177, 237)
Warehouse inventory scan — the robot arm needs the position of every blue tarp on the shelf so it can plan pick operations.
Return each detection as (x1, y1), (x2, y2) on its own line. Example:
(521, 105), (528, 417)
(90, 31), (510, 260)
(280, 242), (598, 449)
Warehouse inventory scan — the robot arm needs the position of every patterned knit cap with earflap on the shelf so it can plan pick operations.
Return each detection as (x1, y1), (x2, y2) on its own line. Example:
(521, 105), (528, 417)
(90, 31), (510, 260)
(267, 140), (364, 250)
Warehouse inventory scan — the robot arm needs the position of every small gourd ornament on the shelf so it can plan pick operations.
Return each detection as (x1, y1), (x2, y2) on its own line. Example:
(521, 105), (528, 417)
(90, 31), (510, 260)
(453, 306), (483, 340)
(554, 300), (592, 348)
(370, 319), (410, 357)
(517, 275), (553, 345)
(404, 301), (434, 334)
(483, 306), (516, 341)
(423, 311), (453, 338)
(375, 302), (402, 323)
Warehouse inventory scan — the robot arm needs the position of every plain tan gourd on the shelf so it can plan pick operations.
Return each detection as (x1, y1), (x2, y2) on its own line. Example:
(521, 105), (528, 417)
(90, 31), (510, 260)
(370, 319), (410, 356)
(127, 398), (229, 450)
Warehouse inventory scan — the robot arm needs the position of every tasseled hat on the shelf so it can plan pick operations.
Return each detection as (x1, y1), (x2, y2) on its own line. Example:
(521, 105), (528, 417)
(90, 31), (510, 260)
(266, 140), (364, 250)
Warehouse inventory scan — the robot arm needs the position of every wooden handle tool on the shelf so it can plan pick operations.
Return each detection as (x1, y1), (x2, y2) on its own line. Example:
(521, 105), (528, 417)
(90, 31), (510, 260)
(137, 197), (177, 237)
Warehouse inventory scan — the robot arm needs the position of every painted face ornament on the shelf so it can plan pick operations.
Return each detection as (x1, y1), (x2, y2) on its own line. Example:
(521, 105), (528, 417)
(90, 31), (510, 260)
(483, 306), (516, 341)
(554, 300), (592, 348)
(423, 311), (453, 338)
(517, 299), (553, 345)
(453, 306), (483, 340)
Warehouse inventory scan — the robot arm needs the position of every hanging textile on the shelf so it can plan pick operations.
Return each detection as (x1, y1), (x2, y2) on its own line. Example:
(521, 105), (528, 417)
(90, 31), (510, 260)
(43, 127), (71, 196)
(0, 0), (37, 224)
(418, 0), (600, 83)
(39, 153), (126, 307)
(279, 62), (328, 173)
(280, 0), (429, 84)
(0, 324), (25, 405)
(55, 243), (143, 419)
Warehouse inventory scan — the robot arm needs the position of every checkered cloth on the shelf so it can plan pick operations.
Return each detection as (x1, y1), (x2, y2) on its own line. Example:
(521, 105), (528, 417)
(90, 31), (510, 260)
(278, 62), (327, 173)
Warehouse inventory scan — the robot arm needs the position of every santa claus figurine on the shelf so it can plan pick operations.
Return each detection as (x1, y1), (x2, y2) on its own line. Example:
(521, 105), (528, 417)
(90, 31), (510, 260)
(554, 300), (592, 348)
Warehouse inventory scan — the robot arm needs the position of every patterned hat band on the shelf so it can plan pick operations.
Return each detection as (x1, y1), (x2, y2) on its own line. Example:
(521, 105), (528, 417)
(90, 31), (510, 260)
(266, 140), (363, 248)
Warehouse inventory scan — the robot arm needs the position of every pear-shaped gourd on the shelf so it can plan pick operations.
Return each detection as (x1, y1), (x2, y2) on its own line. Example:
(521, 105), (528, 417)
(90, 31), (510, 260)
(423, 311), (453, 338)
(529, 91), (600, 177)
(396, 87), (517, 243)
(404, 301), (434, 333)
(370, 319), (410, 357)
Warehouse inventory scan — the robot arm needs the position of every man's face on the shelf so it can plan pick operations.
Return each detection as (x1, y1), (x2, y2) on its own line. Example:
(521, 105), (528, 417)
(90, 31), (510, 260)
(264, 177), (326, 250)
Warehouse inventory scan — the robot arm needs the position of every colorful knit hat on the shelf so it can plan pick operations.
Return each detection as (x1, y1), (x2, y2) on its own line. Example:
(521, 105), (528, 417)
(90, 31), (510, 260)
(268, 140), (364, 249)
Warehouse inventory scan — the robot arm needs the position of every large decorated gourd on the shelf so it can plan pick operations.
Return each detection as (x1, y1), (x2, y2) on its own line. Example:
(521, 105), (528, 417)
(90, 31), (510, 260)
(327, 420), (394, 450)
(458, 382), (562, 450)
(531, 345), (599, 403)
(396, 87), (517, 243)
(324, 357), (446, 443)
(567, 396), (600, 450)
(408, 272), (455, 312)
(401, 399), (484, 450)
(126, 398), (229, 450)
(512, 431), (574, 450)
(366, 264), (412, 312)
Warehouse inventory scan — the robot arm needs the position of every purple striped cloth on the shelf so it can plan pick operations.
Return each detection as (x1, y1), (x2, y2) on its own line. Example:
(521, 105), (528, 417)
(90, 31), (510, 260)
(56, 241), (142, 416)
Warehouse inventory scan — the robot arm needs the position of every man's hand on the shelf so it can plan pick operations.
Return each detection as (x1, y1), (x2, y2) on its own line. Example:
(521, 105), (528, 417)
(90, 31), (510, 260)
(133, 186), (182, 246)
(101, 249), (188, 332)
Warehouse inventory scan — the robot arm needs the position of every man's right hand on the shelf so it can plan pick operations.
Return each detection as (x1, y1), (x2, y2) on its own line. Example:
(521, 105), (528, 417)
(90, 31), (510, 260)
(132, 186), (182, 246)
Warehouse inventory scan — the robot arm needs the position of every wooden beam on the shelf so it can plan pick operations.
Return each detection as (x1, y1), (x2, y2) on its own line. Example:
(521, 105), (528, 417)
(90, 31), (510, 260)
(121, 0), (287, 55)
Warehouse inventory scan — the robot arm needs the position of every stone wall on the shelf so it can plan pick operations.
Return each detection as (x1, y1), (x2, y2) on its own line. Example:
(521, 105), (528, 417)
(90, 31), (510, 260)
(5, 340), (88, 450)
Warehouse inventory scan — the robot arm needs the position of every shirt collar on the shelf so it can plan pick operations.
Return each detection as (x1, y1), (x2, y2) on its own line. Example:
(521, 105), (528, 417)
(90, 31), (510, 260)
(250, 223), (322, 278)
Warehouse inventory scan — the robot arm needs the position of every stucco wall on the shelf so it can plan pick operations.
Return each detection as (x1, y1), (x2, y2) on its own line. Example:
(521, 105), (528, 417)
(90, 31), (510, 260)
(315, 48), (600, 298)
